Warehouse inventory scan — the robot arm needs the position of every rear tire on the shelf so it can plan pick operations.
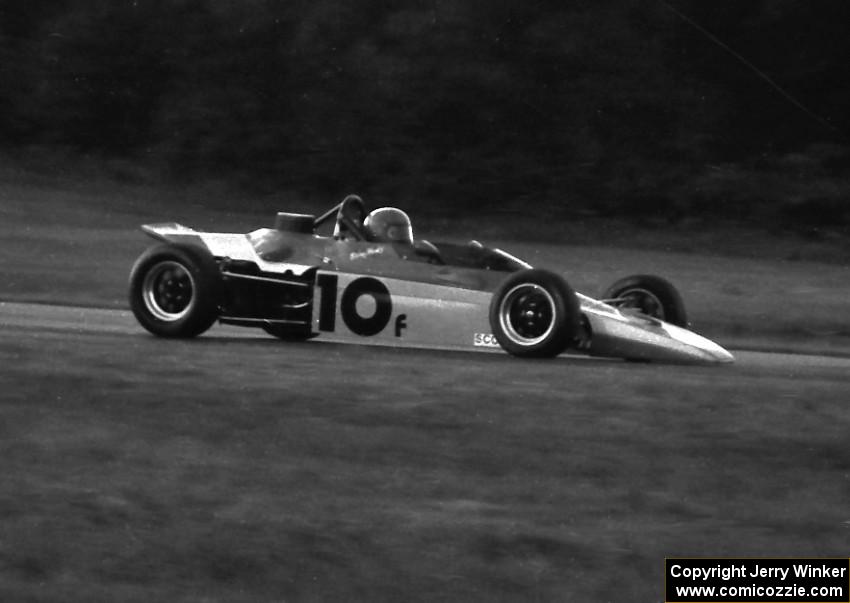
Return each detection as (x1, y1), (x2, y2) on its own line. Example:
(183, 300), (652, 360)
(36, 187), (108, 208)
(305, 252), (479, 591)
(129, 243), (222, 337)
(602, 274), (688, 327)
(489, 269), (581, 358)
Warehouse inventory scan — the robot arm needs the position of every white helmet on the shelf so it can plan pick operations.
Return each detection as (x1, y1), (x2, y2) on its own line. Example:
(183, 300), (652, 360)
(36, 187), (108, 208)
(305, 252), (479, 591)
(363, 207), (413, 244)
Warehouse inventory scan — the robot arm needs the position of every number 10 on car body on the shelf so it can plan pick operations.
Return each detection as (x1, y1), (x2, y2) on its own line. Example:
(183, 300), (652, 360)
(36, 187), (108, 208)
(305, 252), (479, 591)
(311, 270), (494, 349)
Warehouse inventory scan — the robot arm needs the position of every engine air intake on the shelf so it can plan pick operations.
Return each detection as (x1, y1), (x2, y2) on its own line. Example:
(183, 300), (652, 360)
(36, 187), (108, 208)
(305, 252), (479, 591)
(274, 212), (315, 233)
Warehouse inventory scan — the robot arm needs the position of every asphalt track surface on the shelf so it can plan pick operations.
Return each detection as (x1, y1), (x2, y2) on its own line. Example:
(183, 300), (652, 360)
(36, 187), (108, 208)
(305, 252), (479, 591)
(3, 300), (849, 369)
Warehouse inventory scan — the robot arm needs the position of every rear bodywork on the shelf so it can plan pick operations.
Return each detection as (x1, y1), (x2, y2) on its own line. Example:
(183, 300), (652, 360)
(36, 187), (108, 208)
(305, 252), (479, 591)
(138, 219), (733, 364)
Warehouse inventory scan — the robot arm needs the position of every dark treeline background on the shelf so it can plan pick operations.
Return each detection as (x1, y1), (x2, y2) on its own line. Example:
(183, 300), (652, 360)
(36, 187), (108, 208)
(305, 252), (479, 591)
(1, 0), (848, 229)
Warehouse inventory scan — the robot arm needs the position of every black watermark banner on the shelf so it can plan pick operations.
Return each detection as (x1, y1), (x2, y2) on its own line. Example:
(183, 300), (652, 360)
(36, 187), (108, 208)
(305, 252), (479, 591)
(666, 558), (850, 603)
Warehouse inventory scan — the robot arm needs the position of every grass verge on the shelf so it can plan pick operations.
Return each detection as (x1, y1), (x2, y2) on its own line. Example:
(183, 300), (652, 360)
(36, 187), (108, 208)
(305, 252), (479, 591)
(2, 330), (849, 601)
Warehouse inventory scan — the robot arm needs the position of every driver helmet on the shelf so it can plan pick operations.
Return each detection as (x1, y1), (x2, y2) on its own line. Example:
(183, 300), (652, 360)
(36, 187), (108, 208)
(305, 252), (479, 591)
(363, 207), (414, 245)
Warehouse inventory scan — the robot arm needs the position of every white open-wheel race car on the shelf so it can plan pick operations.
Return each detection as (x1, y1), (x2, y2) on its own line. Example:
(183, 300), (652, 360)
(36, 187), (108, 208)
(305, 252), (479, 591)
(129, 195), (734, 364)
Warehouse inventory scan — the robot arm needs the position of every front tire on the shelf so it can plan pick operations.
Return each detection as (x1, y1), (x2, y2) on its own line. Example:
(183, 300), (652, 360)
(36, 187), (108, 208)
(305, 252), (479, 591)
(602, 274), (688, 327)
(489, 269), (581, 358)
(129, 243), (222, 338)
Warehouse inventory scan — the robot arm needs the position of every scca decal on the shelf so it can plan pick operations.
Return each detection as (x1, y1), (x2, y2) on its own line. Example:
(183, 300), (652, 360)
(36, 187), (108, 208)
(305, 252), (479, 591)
(473, 333), (500, 347)
(317, 274), (399, 337)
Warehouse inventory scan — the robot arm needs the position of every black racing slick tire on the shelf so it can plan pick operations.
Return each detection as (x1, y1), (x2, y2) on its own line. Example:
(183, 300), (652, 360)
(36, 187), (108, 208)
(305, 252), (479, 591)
(488, 269), (581, 358)
(129, 243), (222, 338)
(602, 274), (688, 328)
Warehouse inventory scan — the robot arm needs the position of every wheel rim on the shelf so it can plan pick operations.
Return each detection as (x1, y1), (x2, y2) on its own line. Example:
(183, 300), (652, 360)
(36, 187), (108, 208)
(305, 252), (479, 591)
(141, 260), (196, 322)
(498, 283), (556, 346)
(616, 287), (665, 320)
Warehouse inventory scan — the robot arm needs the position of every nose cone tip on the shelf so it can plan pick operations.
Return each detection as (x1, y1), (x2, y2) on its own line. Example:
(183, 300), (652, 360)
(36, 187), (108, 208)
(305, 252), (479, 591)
(661, 322), (735, 364)
(713, 347), (736, 364)
(697, 340), (734, 364)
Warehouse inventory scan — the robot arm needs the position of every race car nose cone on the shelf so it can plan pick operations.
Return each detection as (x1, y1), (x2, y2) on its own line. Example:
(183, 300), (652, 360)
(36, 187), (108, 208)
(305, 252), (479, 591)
(661, 322), (735, 364)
